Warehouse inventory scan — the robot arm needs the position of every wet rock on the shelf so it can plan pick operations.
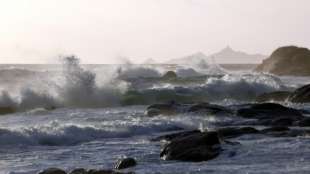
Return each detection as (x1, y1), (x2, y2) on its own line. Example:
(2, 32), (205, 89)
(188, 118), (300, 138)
(160, 131), (221, 162)
(146, 102), (178, 116)
(151, 130), (201, 142)
(88, 170), (133, 174)
(0, 106), (15, 115)
(188, 102), (233, 115)
(255, 91), (292, 102)
(69, 168), (87, 174)
(289, 84), (310, 103)
(38, 168), (66, 174)
(162, 71), (177, 80)
(217, 127), (259, 139)
(237, 103), (303, 120)
(114, 158), (137, 170)
(297, 117), (310, 127)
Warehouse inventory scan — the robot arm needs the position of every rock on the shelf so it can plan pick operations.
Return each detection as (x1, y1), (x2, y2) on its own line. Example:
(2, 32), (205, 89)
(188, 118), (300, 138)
(237, 103), (303, 120)
(162, 71), (177, 80)
(270, 117), (294, 126)
(297, 117), (310, 127)
(187, 102), (233, 115)
(289, 84), (310, 103)
(38, 168), (66, 174)
(0, 106), (15, 115)
(261, 126), (290, 133)
(255, 91), (292, 102)
(255, 46), (310, 76)
(151, 130), (201, 142)
(160, 131), (221, 162)
(217, 127), (259, 139)
(88, 170), (132, 174)
(69, 168), (87, 174)
(146, 102), (178, 116)
(114, 158), (137, 170)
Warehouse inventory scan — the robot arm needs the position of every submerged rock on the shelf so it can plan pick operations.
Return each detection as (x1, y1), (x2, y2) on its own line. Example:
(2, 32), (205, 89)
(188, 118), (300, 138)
(255, 46), (310, 76)
(289, 84), (310, 103)
(160, 131), (221, 162)
(151, 130), (201, 142)
(0, 106), (15, 115)
(114, 158), (137, 170)
(255, 91), (292, 102)
(38, 168), (66, 174)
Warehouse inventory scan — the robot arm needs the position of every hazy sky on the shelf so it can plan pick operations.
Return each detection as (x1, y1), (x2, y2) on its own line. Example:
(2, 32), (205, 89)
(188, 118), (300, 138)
(0, 0), (309, 64)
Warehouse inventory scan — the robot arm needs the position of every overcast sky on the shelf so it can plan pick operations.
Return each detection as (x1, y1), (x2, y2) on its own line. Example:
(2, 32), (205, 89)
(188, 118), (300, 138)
(0, 0), (309, 64)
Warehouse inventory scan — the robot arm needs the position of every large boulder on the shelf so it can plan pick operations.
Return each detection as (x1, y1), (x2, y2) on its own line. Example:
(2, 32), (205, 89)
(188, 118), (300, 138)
(256, 46), (310, 76)
(160, 131), (221, 162)
(288, 84), (310, 103)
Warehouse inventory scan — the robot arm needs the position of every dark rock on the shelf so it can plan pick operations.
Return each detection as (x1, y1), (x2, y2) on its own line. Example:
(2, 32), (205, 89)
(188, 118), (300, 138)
(114, 158), (137, 170)
(297, 117), (310, 127)
(217, 127), (259, 138)
(270, 117), (294, 126)
(289, 84), (310, 103)
(0, 106), (15, 115)
(151, 130), (201, 142)
(188, 102), (233, 115)
(146, 102), (178, 116)
(162, 71), (177, 80)
(38, 168), (66, 174)
(69, 168), (87, 174)
(255, 91), (292, 102)
(255, 46), (310, 76)
(261, 126), (290, 133)
(160, 131), (221, 162)
(237, 103), (303, 120)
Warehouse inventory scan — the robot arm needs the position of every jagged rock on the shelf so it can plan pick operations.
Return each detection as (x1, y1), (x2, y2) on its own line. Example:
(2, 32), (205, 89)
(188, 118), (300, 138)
(114, 158), (137, 170)
(160, 131), (221, 162)
(0, 106), (15, 115)
(69, 168), (87, 174)
(255, 91), (292, 102)
(289, 84), (310, 103)
(162, 71), (177, 80)
(38, 168), (66, 174)
(256, 46), (310, 76)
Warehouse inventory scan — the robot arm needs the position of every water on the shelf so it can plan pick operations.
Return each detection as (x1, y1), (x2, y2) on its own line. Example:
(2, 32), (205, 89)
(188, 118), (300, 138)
(1, 58), (310, 174)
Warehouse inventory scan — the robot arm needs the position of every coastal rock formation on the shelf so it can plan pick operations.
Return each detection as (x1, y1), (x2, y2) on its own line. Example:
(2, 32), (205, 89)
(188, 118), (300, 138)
(256, 46), (310, 76)
(160, 131), (221, 162)
(288, 84), (310, 103)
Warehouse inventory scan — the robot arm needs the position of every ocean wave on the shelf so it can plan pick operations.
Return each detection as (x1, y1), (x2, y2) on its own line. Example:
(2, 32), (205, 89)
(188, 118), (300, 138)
(122, 73), (290, 104)
(0, 121), (182, 146)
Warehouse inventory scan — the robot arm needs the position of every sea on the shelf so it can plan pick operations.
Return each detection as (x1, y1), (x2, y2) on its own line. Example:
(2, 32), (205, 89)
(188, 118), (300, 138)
(1, 58), (310, 174)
